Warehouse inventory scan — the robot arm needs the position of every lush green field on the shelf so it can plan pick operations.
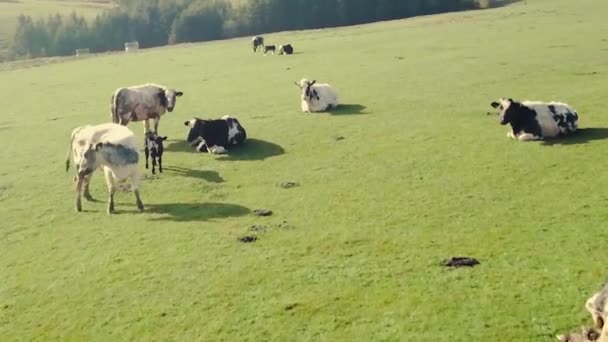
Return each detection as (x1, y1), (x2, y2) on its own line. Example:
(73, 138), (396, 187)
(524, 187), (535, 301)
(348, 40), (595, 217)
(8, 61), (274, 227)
(2, 0), (608, 340)
(0, 0), (111, 60)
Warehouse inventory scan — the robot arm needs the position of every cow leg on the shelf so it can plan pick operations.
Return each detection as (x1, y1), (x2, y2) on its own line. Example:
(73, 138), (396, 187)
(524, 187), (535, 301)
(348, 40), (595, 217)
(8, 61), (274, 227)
(209, 145), (227, 154)
(153, 119), (159, 134)
(144, 146), (149, 170)
(518, 133), (541, 141)
(507, 131), (516, 139)
(104, 169), (116, 214)
(143, 119), (151, 134)
(158, 155), (163, 173)
(151, 156), (157, 175)
(130, 172), (144, 212)
(83, 173), (94, 201)
(75, 176), (84, 212)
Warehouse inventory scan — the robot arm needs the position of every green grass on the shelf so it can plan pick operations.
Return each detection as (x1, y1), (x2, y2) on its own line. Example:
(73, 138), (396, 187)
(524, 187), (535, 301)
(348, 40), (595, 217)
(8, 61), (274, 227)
(2, 0), (608, 340)
(0, 0), (111, 60)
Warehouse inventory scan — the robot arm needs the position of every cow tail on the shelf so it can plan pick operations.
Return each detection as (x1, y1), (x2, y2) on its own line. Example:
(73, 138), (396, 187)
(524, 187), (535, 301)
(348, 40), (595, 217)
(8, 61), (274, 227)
(65, 126), (83, 172)
(111, 90), (120, 124)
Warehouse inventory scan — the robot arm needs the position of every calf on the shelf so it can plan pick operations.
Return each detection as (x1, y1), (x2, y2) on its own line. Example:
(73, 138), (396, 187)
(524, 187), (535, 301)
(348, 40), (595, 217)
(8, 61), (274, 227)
(66, 123), (144, 214)
(184, 115), (247, 154)
(278, 44), (293, 55)
(144, 131), (167, 175)
(252, 36), (264, 52)
(490, 98), (579, 141)
(294, 78), (339, 113)
(111, 83), (183, 134)
(264, 45), (276, 55)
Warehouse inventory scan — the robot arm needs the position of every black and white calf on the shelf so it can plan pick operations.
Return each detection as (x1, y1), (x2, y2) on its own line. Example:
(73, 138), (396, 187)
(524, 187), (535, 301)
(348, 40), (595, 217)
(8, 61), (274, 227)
(490, 98), (579, 141)
(184, 115), (247, 154)
(252, 36), (264, 52)
(278, 44), (293, 55)
(264, 45), (276, 55)
(144, 131), (167, 175)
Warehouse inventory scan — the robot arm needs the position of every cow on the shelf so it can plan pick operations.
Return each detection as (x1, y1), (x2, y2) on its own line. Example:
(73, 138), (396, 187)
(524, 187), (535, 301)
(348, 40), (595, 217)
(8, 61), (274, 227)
(184, 115), (247, 154)
(110, 83), (184, 134)
(65, 123), (144, 214)
(252, 36), (264, 52)
(278, 44), (293, 55)
(294, 78), (339, 113)
(490, 98), (579, 141)
(264, 45), (276, 55)
(144, 131), (167, 175)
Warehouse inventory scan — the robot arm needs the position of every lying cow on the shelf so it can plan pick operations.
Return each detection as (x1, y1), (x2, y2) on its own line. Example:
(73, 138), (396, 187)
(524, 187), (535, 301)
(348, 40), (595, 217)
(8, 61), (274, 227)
(65, 123), (144, 214)
(184, 115), (247, 154)
(111, 83), (183, 134)
(294, 78), (339, 113)
(252, 36), (264, 52)
(490, 98), (579, 141)
(144, 131), (167, 175)
(278, 44), (293, 55)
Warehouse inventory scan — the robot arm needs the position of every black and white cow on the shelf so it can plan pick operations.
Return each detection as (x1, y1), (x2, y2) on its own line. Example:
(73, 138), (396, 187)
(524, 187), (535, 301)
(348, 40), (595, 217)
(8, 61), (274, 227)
(278, 44), (293, 55)
(252, 36), (264, 52)
(184, 115), (247, 154)
(111, 83), (184, 134)
(144, 131), (167, 175)
(264, 45), (276, 55)
(490, 98), (579, 141)
(66, 123), (144, 214)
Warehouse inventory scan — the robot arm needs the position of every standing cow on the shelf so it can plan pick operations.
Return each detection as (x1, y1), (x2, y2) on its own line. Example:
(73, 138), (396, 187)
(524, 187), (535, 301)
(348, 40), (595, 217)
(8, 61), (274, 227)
(185, 115), (247, 154)
(110, 83), (183, 134)
(66, 123), (144, 214)
(252, 36), (264, 52)
(490, 97), (579, 141)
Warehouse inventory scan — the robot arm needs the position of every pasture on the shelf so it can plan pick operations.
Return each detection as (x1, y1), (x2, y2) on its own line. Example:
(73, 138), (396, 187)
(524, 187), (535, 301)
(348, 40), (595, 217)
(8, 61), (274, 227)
(0, 0), (111, 60)
(2, 0), (608, 340)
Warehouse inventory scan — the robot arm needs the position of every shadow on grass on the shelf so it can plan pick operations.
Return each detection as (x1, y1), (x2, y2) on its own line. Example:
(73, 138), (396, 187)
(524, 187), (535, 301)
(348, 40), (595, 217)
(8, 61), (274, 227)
(146, 202), (250, 222)
(217, 138), (285, 161)
(164, 139), (191, 153)
(541, 128), (608, 146)
(163, 166), (224, 183)
(329, 104), (367, 116)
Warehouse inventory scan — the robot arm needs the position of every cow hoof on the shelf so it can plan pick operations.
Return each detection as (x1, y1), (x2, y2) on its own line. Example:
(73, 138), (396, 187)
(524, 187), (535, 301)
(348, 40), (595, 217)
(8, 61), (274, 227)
(136, 201), (144, 212)
(107, 209), (116, 215)
(84, 193), (94, 201)
(76, 199), (82, 212)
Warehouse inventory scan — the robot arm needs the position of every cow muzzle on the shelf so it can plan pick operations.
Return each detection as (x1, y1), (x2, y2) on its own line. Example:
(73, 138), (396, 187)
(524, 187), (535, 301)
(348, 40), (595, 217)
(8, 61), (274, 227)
(167, 107), (174, 112)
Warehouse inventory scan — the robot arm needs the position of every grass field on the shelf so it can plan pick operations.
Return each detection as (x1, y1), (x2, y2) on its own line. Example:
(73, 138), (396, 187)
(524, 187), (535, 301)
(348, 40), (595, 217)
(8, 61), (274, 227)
(2, 0), (608, 340)
(0, 0), (111, 60)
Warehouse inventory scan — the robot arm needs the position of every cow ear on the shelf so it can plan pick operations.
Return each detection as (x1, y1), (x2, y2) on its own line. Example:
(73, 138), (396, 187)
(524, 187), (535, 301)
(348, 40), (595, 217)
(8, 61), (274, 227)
(161, 136), (168, 141)
(95, 142), (103, 151)
(508, 98), (514, 103)
(184, 121), (190, 126)
(176, 91), (183, 97)
(311, 80), (316, 85)
(491, 101), (500, 108)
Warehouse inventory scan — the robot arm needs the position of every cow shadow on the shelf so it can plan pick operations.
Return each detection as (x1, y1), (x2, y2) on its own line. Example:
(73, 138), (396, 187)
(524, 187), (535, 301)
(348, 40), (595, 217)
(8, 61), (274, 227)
(146, 202), (250, 222)
(329, 104), (367, 116)
(541, 128), (608, 146)
(218, 139), (285, 161)
(164, 139), (191, 153)
(163, 166), (224, 183)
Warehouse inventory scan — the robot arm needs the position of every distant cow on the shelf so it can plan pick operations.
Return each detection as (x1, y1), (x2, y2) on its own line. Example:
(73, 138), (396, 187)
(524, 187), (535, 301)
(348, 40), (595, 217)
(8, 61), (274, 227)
(184, 115), (247, 154)
(144, 131), (167, 175)
(278, 44), (293, 55)
(294, 78), (339, 113)
(264, 45), (276, 55)
(252, 36), (264, 52)
(490, 98), (579, 141)
(111, 83), (184, 134)
(65, 123), (144, 214)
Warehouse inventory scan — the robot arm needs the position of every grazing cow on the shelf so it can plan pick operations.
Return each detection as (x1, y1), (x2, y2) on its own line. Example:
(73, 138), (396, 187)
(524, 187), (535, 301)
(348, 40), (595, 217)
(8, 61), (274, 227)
(65, 123), (144, 214)
(252, 36), (264, 52)
(144, 131), (167, 175)
(294, 78), (339, 113)
(490, 98), (579, 141)
(278, 44), (294, 55)
(111, 83), (184, 134)
(264, 45), (276, 55)
(184, 115), (247, 154)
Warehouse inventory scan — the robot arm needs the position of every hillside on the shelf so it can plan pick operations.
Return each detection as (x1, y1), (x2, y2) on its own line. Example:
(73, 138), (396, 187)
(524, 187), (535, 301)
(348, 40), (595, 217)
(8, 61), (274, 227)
(2, 0), (608, 340)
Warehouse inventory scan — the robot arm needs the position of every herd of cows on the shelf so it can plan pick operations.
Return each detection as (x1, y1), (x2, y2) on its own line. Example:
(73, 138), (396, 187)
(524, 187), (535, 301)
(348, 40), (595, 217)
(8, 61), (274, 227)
(61, 34), (605, 341)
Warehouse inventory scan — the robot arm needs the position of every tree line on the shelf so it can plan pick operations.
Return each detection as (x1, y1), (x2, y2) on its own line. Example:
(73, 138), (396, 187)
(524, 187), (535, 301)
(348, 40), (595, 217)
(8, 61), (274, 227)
(8, 0), (494, 60)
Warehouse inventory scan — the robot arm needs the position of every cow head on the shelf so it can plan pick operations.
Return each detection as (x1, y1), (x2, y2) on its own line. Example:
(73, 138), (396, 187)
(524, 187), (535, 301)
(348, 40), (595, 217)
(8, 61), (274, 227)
(159, 88), (184, 112)
(184, 118), (205, 144)
(491, 98), (517, 125)
(556, 326), (600, 342)
(76, 143), (100, 178)
(295, 79), (320, 101)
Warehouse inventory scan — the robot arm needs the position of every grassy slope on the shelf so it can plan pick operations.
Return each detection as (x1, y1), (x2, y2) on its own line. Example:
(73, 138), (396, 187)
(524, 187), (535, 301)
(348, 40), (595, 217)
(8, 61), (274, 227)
(0, 0), (111, 59)
(2, 0), (608, 340)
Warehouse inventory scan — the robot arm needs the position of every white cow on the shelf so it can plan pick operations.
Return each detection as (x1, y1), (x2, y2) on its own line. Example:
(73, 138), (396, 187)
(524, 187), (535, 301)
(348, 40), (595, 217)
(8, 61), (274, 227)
(294, 78), (339, 113)
(65, 123), (144, 214)
(110, 83), (183, 134)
